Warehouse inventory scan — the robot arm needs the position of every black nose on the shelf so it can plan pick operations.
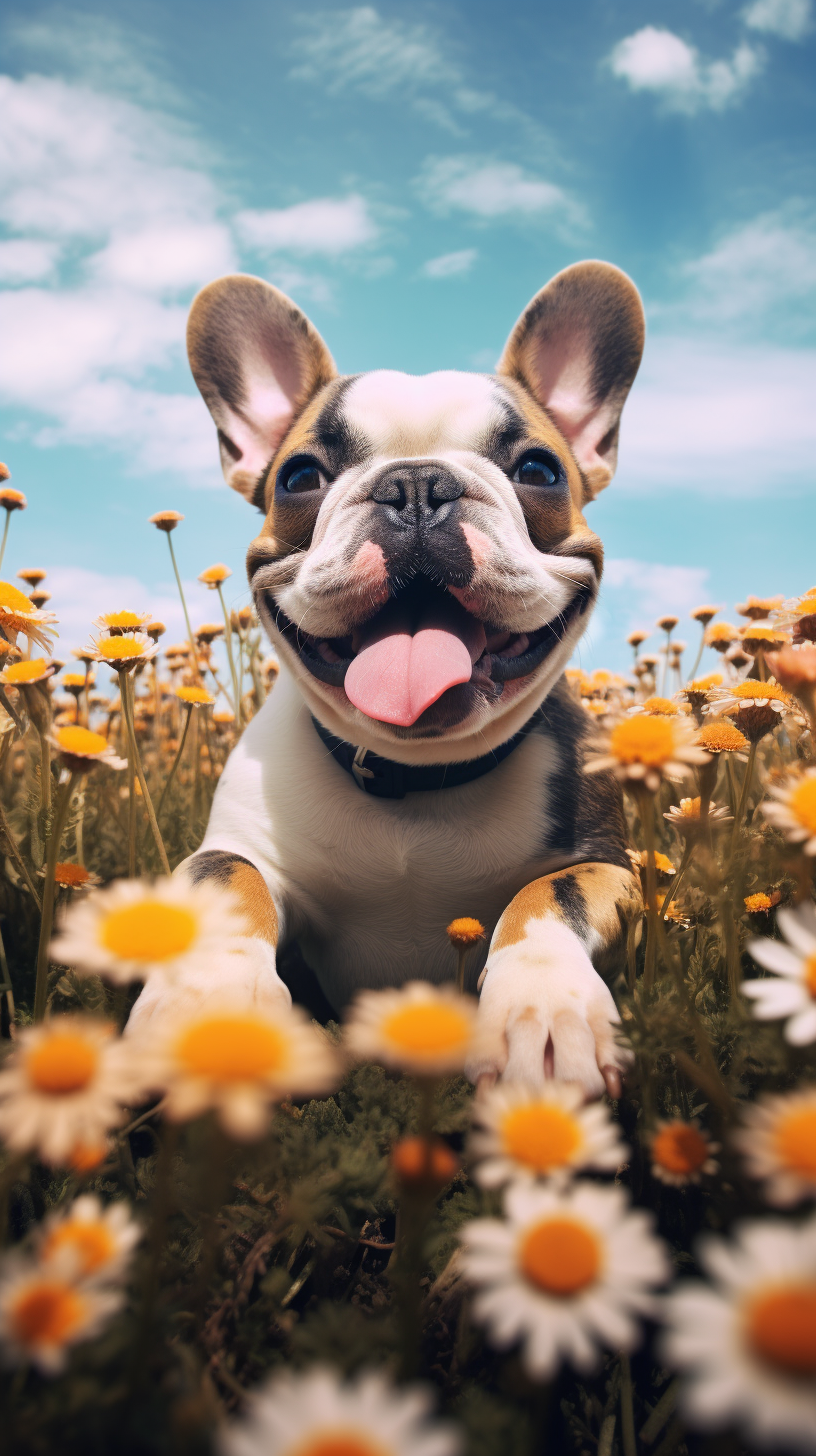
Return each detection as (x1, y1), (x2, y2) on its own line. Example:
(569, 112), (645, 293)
(370, 463), (464, 523)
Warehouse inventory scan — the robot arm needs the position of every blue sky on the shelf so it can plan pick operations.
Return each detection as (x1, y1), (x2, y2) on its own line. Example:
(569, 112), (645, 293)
(0, 0), (814, 673)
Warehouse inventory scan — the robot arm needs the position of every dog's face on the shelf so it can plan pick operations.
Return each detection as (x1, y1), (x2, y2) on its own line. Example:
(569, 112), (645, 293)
(188, 262), (644, 762)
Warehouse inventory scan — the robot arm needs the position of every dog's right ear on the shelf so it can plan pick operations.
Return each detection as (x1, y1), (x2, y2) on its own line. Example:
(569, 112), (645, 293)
(187, 275), (337, 502)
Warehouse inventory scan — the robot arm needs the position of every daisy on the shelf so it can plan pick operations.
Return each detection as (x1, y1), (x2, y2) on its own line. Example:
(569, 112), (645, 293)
(52, 864), (100, 891)
(50, 875), (250, 986)
(198, 563), (232, 587)
(690, 605), (719, 626)
(132, 998), (340, 1139)
(39, 1195), (141, 1283)
(220, 1365), (461, 1456)
(707, 679), (793, 744)
(93, 610), (153, 635)
(0, 1258), (122, 1375)
(741, 624), (789, 656)
(627, 629), (649, 647)
(629, 696), (680, 717)
(766, 642), (816, 695)
(344, 982), (494, 1077)
(48, 724), (126, 774)
(734, 1086), (816, 1206)
(629, 849), (676, 877)
(776, 586), (816, 638)
(704, 622), (739, 653)
(664, 797), (732, 836)
(0, 1016), (143, 1164)
(460, 1180), (668, 1378)
(148, 509), (184, 532)
(0, 486), (26, 512)
(662, 1214), (816, 1452)
(87, 632), (158, 672)
(446, 917), (485, 949)
(0, 580), (57, 650)
(0, 657), (54, 686)
(175, 684), (214, 707)
(763, 767), (816, 854)
(585, 714), (709, 794)
(695, 719), (749, 758)
(736, 595), (784, 620)
(743, 902), (816, 1044)
(469, 1081), (628, 1188)
(649, 1120), (719, 1187)
(744, 891), (781, 914)
(195, 623), (224, 643)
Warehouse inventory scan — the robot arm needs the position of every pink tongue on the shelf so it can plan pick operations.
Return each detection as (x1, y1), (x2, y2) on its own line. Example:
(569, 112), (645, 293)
(345, 597), (486, 726)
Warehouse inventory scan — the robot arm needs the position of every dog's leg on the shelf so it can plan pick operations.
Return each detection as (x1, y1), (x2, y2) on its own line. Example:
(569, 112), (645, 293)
(465, 863), (641, 1098)
(127, 850), (290, 1030)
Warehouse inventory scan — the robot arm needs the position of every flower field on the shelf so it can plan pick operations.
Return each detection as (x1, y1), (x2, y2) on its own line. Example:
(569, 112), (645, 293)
(0, 473), (815, 1456)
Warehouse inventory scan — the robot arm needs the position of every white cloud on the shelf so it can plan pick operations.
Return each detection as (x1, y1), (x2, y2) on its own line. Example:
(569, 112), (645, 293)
(417, 157), (585, 231)
(43, 566), (239, 659)
(678, 207), (816, 330)
(0, 238), (60, 283)
(7, 11), (180, 107)
(742, 0), (812, 40)
(607, 26), (763, 113)
(618, 335), (816, 495)
(421, 249), (477, 279)
(603, 560), (710, 624)
(235, 196), (378, 256)
(91, 223), (236, 293)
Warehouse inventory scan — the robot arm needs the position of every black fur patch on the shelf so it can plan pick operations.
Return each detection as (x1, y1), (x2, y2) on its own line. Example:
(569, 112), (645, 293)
(552, 873), (587, 939)
(535, 678), (631, 871)
(187, 850), (257, 886)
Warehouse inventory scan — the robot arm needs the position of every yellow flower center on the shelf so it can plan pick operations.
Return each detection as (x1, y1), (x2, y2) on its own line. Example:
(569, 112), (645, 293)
(772, 1106), (816, 1177)
(609, 715), (677, 767)
(641, 697), (678, 715)
(102, 611), (144, 628)
(519, 1216), (601, 1297)
(97, 635), (144, 660)
(43, 1220), (117, 1275)
(11, 1281), (86, 1347)
(745, 1284), (816, 1377)
(696, 721), (749, 753)
(292, 1434), (387, 1456)
(731, 680), (789, 704)
(446, 917), (485, 947)
(99, 901), (198, 962)
(174, 1014), (287, 1082)
(2, 658), (47, 683)
(382, 1002), (472, 1059)
(651, 1123), (709, 1175)
(789, 778), (816, 836)
(805, 955), (816, 998)
(26, 1033), (99, 1094)
(0, 581), (35, 612)
(54, 726), (108, 757)
(176, 686), (214, 704)
(500, 1103), (582, 1173)
(54, 863), (91, 888)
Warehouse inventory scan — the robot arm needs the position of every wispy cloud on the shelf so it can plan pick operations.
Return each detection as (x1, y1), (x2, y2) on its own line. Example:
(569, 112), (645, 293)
(43, 565), (241, 660)
(5, 8), (182, 107)
(677, 206), (816, 335)
(421, 249), (477, 279)
(742, 0), (812, 41)
(416, 157), (587, 234)
(235, 197), (378, 257)
(0, 237), (60, 283)
(607, 26), (763, 113)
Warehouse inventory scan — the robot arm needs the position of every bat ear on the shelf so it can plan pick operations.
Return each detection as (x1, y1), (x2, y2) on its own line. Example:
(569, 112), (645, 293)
(187, 274), (337, 502)
(498, 260), (645, 498)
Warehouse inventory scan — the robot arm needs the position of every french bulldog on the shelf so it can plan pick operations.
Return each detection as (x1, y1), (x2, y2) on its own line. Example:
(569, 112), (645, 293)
(131, 260), (644, 1096)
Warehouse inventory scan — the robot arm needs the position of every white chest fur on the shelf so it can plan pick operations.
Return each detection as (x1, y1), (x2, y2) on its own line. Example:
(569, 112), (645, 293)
(201, 669), (565, 1007)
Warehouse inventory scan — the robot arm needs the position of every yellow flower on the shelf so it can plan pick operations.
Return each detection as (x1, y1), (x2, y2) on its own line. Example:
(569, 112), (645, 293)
(148, 509), (183, 532)
(650, 1120), (719, 1187)
(627, 629), (649, 646)
(629, 848), (676, 876)
(707, 679), (792, 743)
(736, 595), (784, 620)
(744, 891), (781, 913)
(93, 610), (152, 635)
(48, 724), (125, 773)
(175, 684), (214, 707)
(469, 1080), (628, 1188)
(0, 1016), (144, 1164)
(87, 632), (158, 671)
(690, 605), (719, 625)
(446, 917), (485, 948)
(632, 696), (679, 716)
(51, 875), (249, 986)
(695, 719), (749, 755)
(585, 714), (709, 793)
(195, 622), (224, 643)
(704, 621), (739, 651)
(344, 981), (492, 1076)
(0, 580), (57, 649)
(61, 671), (89, 689)
(198, 563), (232, 587)
(664, 797), (732, 835)
(39, 1195), (141, 1283)
(213, 707), (235, 725)
(741, 624), (789, 654)
(656, 615), (679, 632)
(53, 863), (100, 891)
(17, 567), (46, 587)
(0, 1262), (122, 1374)
(762, 767), (816, 854)
(734, 1086), (816, 1206)
(134, 998), (340, 1139)
(0, 487), (26, 511)
(0, 657), (53, 686)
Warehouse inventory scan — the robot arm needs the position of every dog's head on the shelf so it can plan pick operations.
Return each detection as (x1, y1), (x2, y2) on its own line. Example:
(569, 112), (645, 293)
(188, 262), (644, 763)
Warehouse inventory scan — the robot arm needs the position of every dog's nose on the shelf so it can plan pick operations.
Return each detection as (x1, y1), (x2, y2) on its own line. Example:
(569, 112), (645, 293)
(370, 464), (464, 521)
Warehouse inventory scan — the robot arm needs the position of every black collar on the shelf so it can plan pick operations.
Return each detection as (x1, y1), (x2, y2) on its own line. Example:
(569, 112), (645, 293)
(311, 712), (540, 799)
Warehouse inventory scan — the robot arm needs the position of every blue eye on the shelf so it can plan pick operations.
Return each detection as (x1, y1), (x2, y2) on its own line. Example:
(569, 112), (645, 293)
(278, 458), (328, 493)
(512, 452), (560, 488)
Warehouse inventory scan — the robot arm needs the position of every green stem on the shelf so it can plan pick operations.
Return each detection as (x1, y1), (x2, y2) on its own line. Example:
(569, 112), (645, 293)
(659, 842), (693, 927)
(121, 673), (170, 875)
(0, 796), (42, 911)
(687, 626), (706, 685)
(455, 945), (467, 993)
(38, 729), (51, 817)
(0, 510), (10, 574)
(638, 789), (660, 989)
(217, 583), (242, 726)
(730, 740), (758, 857)
(620, 1353), (637, 1456)
(126, 742), (136, 877)
(166, 533), (201, 684)
(156, 705), (192, 824)
(33, 771), (77, 1021)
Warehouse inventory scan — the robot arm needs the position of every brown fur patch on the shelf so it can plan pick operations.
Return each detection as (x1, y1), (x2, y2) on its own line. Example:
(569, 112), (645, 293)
(492, 862), (640, 953)
(228, 862), (279, 945)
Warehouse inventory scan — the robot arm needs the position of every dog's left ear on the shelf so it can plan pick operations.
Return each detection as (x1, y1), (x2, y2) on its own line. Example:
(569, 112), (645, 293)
(498, 260), (644, 498)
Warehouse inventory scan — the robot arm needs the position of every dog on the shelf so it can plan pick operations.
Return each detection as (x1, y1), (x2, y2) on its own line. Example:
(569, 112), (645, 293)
(130, 260), (644, 1097)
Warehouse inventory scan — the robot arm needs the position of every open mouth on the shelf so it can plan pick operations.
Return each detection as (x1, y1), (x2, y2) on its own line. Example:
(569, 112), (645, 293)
(268, 575), (589, 727)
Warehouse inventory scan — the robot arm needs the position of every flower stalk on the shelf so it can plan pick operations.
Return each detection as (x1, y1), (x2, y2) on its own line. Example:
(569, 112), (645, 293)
(33, 770), (77, 1021)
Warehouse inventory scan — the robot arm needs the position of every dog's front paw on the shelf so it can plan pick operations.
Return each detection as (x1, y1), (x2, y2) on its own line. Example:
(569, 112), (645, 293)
(125, 937), (291, 1033)
(464, 922), (628, 1099)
